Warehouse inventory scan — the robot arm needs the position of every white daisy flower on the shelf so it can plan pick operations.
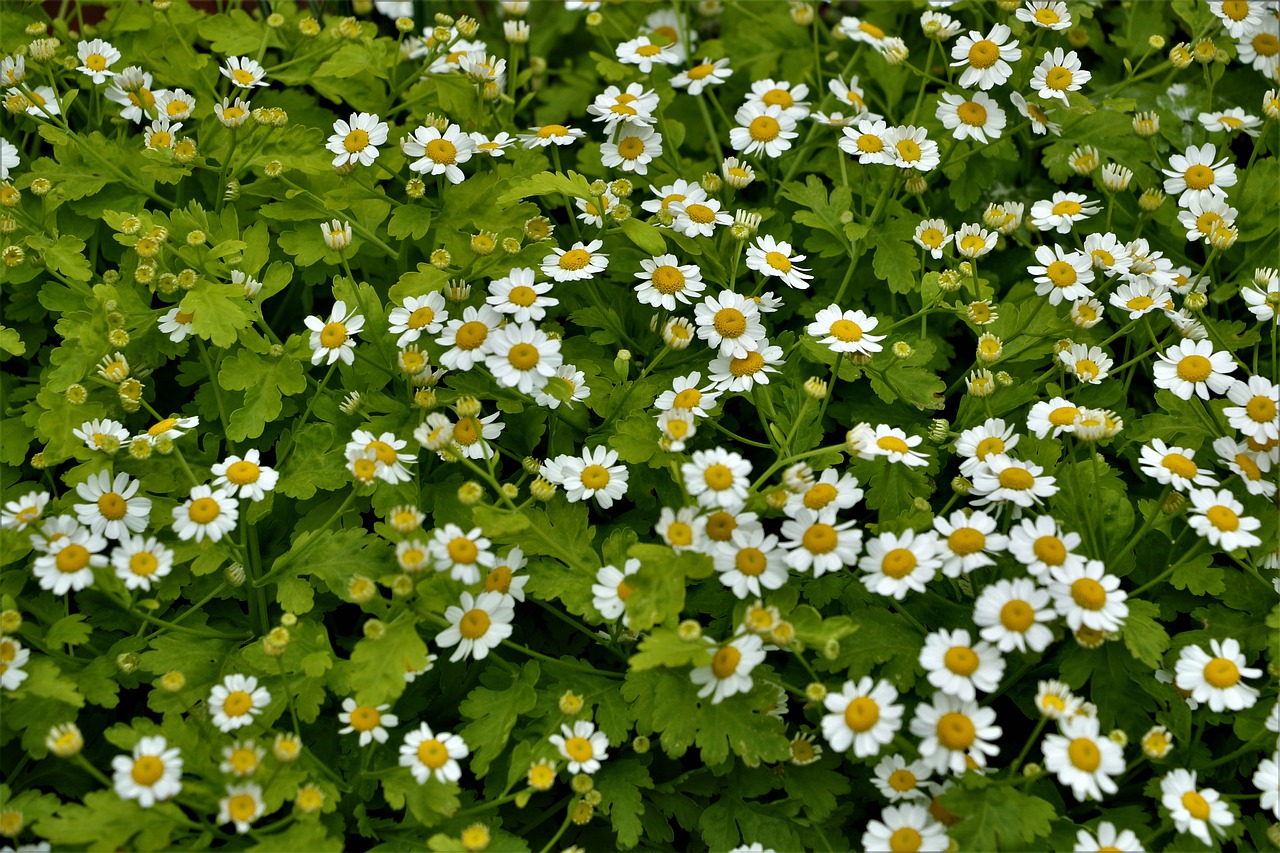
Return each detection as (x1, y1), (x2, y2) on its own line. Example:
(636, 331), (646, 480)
(1175, 637), (1261, 712)
(656, 407), (696, 451)
(76, 38), (120, 84)
(592, 559), (640, 623)
(784, 469), (863, 518)
(1029, 245), (1096, 305)
(1209, 0), (1267, 38)
(691, 633), (767, 704)
(970, 454), (1059, 512)
(1031, 48), (1091, 105)
(683, 448), (752, 511)
(746, 234), (812, 289)
(933, 510), (1007, 577)
(655, 506), (706, 553)
(1162, 143), (1237, 208)
(1160, 769), (1234, 847)
(436, 305), (502, 371)
(344, 430), (413, 485)
(713, 528), (787, 599)
(1058, 343), (1112, 385)
(914, 219), (953, 259)
(214, 96), (251, 128)
(808, 306), (888, 361)
(403, 123), (475, 184)
(1026, 398), (1082, 440)
(839, 118), (893, 164)
(112, 736), (183, 808)
(519, 123), (586, 149)
(0, 489), (49, 531)
(72, 471), (150, 540)
(437, 590), (515, 662)
(950, 24), (1022, 90)
(1074, 821), (1143, 853)
(910, 693), (1002, 774)
(221, 56), (268, 89)
(217, 783), (264, 834)
(883, 125), (940, 171)
(615, 35), (678, 73)
(1212, 436), (1275, 498)
(745, 78), (811, 121)
(1017, 1), (1072, 30)
(821, 677), (903, 757)
(655, 372), (720, 417)
(171, 485), (238, 543)
(601, 125), (663, 175)
(1049, 560), (1129, 632)
(707, 341), (784, 393)
(669, 196), (732, 237)
(486, 267), (556, 323)
(953, 418), (1020, 479)
(670, 57), (733, 95)
(1178, 195), (1239, 244)
(861, 803), (950, 853)
(154, 88), (195, 121)
(1237, 16), (1280, 75)
(1138, 439), (1218, 490)
(211, 449), (279, 502)
(586, 83), (659, 129)
(550, 720), (610, 774)
(33, 528), (108, 594)
(936, 91), (1006, 143)
(921, 11), (963, 40)
(1254, 753), (1280, 819)
(861, 425), (929, 467)
(0, 137), (18, 181)
(1083, 231), (1133, 276)
(919, 628), (1005, 702)
(8, 84), (60, 118)
(1008, 515), (1086, 580)
(429, 524), (495, 584)
(837, 15), (889, 45)
(859, 529), (941, 599)
(541, 239), (607, 282)
(974, 578), (1054, 653)
(1030, 192), (1101, 234)
(1043, 715), (1124, 802)
(110, 534), (174, 592)
(953, 222), (998, 259)
(729, 102), (798, 159)
(872, 755), (932, 802)
(400, 723), (468, 784)
(634, 254), (704, 310)
(1109, 280), (1169, 319)
(327, 112), (389, 169)
(779, 508), (862, 577)
(1152, 339), (1238, 400)
(483, 547), (530, 602)
(469, 131), (516, 157)
(485, 321), (563, 394)
(209, 674), (271, 733)
(1224, 375), (1279, 443)
(1010, 91), (1061, 136)
(1187, 487), (1263, 550)
(305, 301), (363, 366)
(339, 698), (399, 746)
(695, 290), (766, 358)
(0, 637), (30, 691)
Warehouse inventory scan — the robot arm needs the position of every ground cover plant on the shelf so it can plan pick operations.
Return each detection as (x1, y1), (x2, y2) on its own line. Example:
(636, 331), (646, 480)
(0, 0), (1278, 850)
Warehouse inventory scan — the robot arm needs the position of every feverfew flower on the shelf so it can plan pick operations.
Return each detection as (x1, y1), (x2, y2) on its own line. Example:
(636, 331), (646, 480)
(1162, 143), (1237, 208)
(73, 470), (151, 539)
(821, 678), (903, 757)
(488, 268), (557, 323)
(690, 634), (766, 703)
(973, 578), (1054, 653)
(919, 628), (1005, 702)
(327, 112), (389, 169)
(339, 698), (399, 746)
(1160, 769), (1234, 847)
(403, 124), (475, 184)
(112, 736), (183, 808)
(730, 103), (798, 159)
(551, 445), (629, 509)
(779, 507), (862, 577)
(400, 723), (468, 784)
(601, 126), (663, 175)
(485, 321), (563, 394)
(634, 254), (704, 310)
(910, 693), (1002, 774)
(745, 235), (812, 289)
(171, 485), (238, 543)
(936, 91), (1006, 143)
(1223, 375), (1279, 443)
(211, 449), (279, 502)
(1030, 192), (1101, 234)
(932, 510), (1007, 577)
(305, 301), (363, 366)
(429, 524), (495, 584)
(1174, 637), (1261, 712)
(550, 721), (610, 774)
(110, 534), (174, 592)
(436, 591), (515, 662)
(683, 448), (751, 511)
(1137, 439), (1218, 490)
(1187, 487), (1263, 550)
(76, 38), (120, 84)
(1152, 340), (1237, 400)
(209, 674), (271, 733)
(221, 56), (268, 89)
(862, 804), (949, 853)
(670, 58), (733, 95)
(859, 529), (940, 599)
(541, 240), (607, 282)
(1017, 1), (1072, 30)
(616, 35), (678, 73)
(1031, 48), (1091, 105)
(1049, 560), (1129, 632)
(950, 24), (1022, 90)
(1042, 715), (1124, 802)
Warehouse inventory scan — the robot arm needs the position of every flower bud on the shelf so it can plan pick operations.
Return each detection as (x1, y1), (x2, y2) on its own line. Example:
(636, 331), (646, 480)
(274, 733), (303, 763)
(363, 618), (386, 640)
(46, 722), (84, 757)
(805, 682), (827, 702)
(632, 735), (650, 753)
(0, 610), (21, 634)
(117, 652), (139, 673)
(677, 619), (702, 641)
(803, 376), (828, 399)
(559, 690), (584, 715)
(570, 773), (594, 794)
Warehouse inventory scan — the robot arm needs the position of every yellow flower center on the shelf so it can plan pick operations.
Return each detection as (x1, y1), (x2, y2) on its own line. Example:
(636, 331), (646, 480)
(1222, 0), (1250, 21)
(537, 124), (569, 138)
(998, 468), (1034, 490)
(148, 418), (178, 437)
(130, 552), (159, 577)
(877, 436), (910, 454)
(226, 460), (261, 485)
(1051, 200), (1083, 216)
(558, 249), (591, 271)
(1205, 505), (1239, 531)
(616, 137), (646, 160)
(636, 44), (662, 57)
(889, 827), (922, 853)
(856, 133), (883, 154)
(672, 388), (703, 410)
(974, 436), (1004, 460)
(936, 712), (976, 749)
(507, 285), (537, 306)
(97, 492), (127, 520)
(458, 608), (491, 639)
(616, 578), (636, 601)
(453, 418), (479, 446)
(580, 464), (612, 490)
(803, 483), (837, 510)
(448, 537), (479, 564)
(761, 88), (793, 108)
(844, 696), (880, 732)
(223, 690), (253, 716)
(1068, 737), (1101, 771)
(344, 129), (370, 153)
(748, 115), (781, 142)
(1183, 164), (1215, 190)
(703, 463), (735, 491)
(802, 523), (837, 554)
(1246, 395), (1276, 423)
(232, 68), (257, 85)
(711, 645), (742, 678)
(417, 738), (448, 768)
(1000, 599), (1034, 632)
(349, 705), (382, 732)
(320, 322), (348, 348)
(229, 747), (259, 774)
(968, 39), (1001, 69)
(687, 63), (716, 80)
(895, 139), (922, 162)
(1035, 8), (1061, 23)
(705, 512), (736, 542)
(188, 497), (221, 524)
(1160, 453), (1197, 479)
(944, 646), (980, 676)
(1203, 656), (1240, 688)
(85, 53), (107, 71)
(1074, 359), (1100, 381)
(860, 21), (885, 39)
(713, 307), (748, 337)
(765, 251), (792, 273)
(957, 101), (988, 126)
(131, 755), (165, 786)
(507, 342), (540, 370)
(1181, 790), (1211, 821)
(1253, 32), (1280, 56)
(919, 227), (945, 248)
(564, 736), (595, 761)
(1070, 577), (1107, 610)
(1044, 66), (1073, 90)
(882, 548), (917, 579)
(1046, 261), (1078, 287)
(651, 266), (685, 294)
(948, 528), (986, 555)
(735, 547), (767, 576)
(1175, 354), (1213, 382)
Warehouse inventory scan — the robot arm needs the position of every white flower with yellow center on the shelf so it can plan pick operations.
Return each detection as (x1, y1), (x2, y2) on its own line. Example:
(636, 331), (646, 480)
(551, 445), (630, 509)
(1224, 375), (1279, 443)
(840, 117), (893, 165)
(691, 633), (766, 703)
(469, 131), (516, 157)
(110, 534), (174, 592)
(954, 418), (1019, 478)
(910, 693), (1002, 774)
(1058, 343), (1113, 385)
(821, 677), (902, 757)
(1212, 436), (1275, 498)
(601, 125), (663, 176)
(487, 268), (556, 323)
(837, 15), (889, 45)
(862, 804), (950, 853)
(936, 91), (1006, 143)
(970, 454), (1058, 511)
(143, 118), (180, 151)
(1, 489), (49, 531)
(683, 448), (752, 511)
(713, 528), (787, 598)
(1109, 280), (1169, 319)
(729, 102), (798, 159)
(858, 529), (940, 599)
(587, 82), (659, 129)
(1076, 821), (1145, 851)
(1031, 48), (1091, 106)
(913, 219), (953, 259)
(550, 720), (610, 774)
(1082, 231), (1133, 276)
(1030, 191), (1100, 234)
(1016, 0), (1072, 30)
(437, 305), (501, 371)
(883, 125), (940, 171)
(437, 590), (514, 662)
(33, 528), (108, 594)
(396, 539), (431, 574)
(1048, 560), (1128, 632)
(669, 196), (732, 238)
(1175, 637), (1261, 712)
(1029, 244), (1095, 304)
(635, 254), (704, 310)
(950, 23), (1021, 90)
(671, 57), (733, 95)
(0, 638), (30, 692)
(872, 755), (932, 802)
(305, 300), (363, 366)
(1177, 195), (1238, 244)
(217, 782), (264, 834)
(919, 628), (1005, 702)
(1254, 753), (1279, 819)
(220, 56), (268, 89)
(861, 425), (929, 467)
(745, 78), (811, 121)
(592, 559), (640, 623)
(485, 321), (563, 395)
(973, 578), (1054, 653)
(707, 341), (784, 393)
(1209, 0), (1267, 39)
(780, 507), (862, 577)
(211, 449), (279, 502)
(518, 123), (586, 149)
(219, 740), (264, 777)
(429, 524), (495, 585)
(1008, 514), (1085, 580)
(400, 723), (469, 784)
(933, 509), (1007, 577)
(171, 485), (238, 543)
(1043, 715), (1124, 802)
(746, 234), (812, 289)
(1188, 487), (1263, 551)
(403, 123), (475, 184)
(784, 469), (863, 519)
(112, 735), (183, 808)
(655, 372), (721, 417)
(1026, 397), (1082, 439)
(1153, 339), (1238, 400)
(209, 674), (271, 733)
(535, 363), (591, 411)
(615, 35), (678, 73)
(105, 65), (166, 124)
(1162, 143), (1237, 208)
(1160, 769), (1234, 847)
(1010, 91), (1061, 136)
(389, 292), (449, 347)
(29, 515), (83, 555)
(1237, 17), (1280, 75)
(953, 222), (997, 259)
(484, 547), (530, 602)
(808, 303), (887, 354)
(71, 418), (130, 453)
(1137, 439), (1218, 490)
(656, 506), (707, 554)
(214, 96), (251, 128)
(1032, 681), (1083, 721)
(76, 38), (120, 84)
(327, 112), (389, 169)
(541, 239), (608, 283)
(339, 697), (399, 746)
(828, 75), (870, 115)
(695, 291), (765, 358)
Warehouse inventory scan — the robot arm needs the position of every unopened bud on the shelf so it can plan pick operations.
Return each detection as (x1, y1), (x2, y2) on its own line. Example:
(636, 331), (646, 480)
(559, 690), (584, 715)
(677, 619), (702, 641)
(363, 618), (386, 640)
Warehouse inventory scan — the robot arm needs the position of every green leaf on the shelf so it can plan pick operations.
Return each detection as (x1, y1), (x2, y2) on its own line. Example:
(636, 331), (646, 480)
(44, 613), (93, 647)
(628, 628), (714, 672)
(18, 657), (85, 708)
(388, 203), (433, 241)
(181, 279), (254, 348)
(380, 769), (461, 829)
(470, 504), (531, 539)
(0, 326), (24, 356)
(276, 424), (350, 500)
(197, 9), (265, 53)
(695, 692), (792, 767)
(35, 791), (181, 851)
(339, 616), (430, 705)
(779, 175), (854, 258)
(607, 409), (660, 465)
(26, 234), (93, 282)
(495, 170), (596, 205)
(621, 218), (666, 255)
(940, 778), (1056, 851)
(217, 344), (307, 441)
(1170, 552), (1226, 596)
(625, 544), (714, 632)
(622, 668), (699, 758)
(595, 759), (654, 849)
(830, 606), (922, 690)
(458, 662), (539, 778)
(782, 763), (851, 822)
(869, 219), (921, 295)
(1121, 599), (1171, 669)
(272, 527), (396, 611)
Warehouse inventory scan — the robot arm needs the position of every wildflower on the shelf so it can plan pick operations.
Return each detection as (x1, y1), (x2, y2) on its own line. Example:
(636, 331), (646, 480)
(730, 103), (798, 159)
(1043, 715), (1124, 802)
(683, 448), (751, 511)
(76, 38), (120, 84)
(884, 125), (940, 171)
(33, 526), (108, 594)
(951, 24), (1021, 90)
(592, 559), (640, 624)
(862, 804), (949, 853)
(859, 529), (940, 599)
(821, 678), (903, 757)
(1032, 48), (1091, 105)
(46, 721), (84, 757)
(209, 674), (271, 732)
(691, 634), (766, 703)
(221, 56), (268, 88)
(1160, 769), (1234, 847)
(519, 123), (586, 149)
(1175, 637), (1261, 712)
(339, 698), (399, 746)
(0, 637), (30, 691)
(171, 485), (238, 543)
(403, 124), (475, 184)
(837, 15), (888, 45)
(1049, 560), (1129, 632)
(779, 508), (862, 577)
(0, 489), (46, 533)
(1162, 143), (1237, 208)
(712, 528), (786, 599)
(1138, 439), (1217, 490)
(1223, 376), (1279, 443)
(1017, 1), (1072, 29)
(1030, 192), (1101, 234)
(550, 721), (610, 774)
(587, 83), (659, 130)
(541, 239), (607, 282)
(327, 112), (389, 169)
(932, 510), (1007, 577)
(633, 254), (704, 310)
(784, 470), (863, 518)
(429, 525), (494, 585)
(670, 197), (732, 237)
(862, 425), (929, 467)
(485, 321), (563, 395)
(486, 268), (556, 323)
(211, 449), (278, 502)
(936, 91), (1006, 143)
(872, 755), (932, 802)
(1153, 340), (1237, 400)
(220, 740), (264, 777)
(910, 693), (1002, 774)
(745, 78), (811, 121)
(919, 628), (1005, 702)
(671, 58), (733, 95)
(110, 534), (174, 592)
(469, 131), (515, 157)
(1209, 0), (1267, 39)
(914, 219), (953, 259)
(112, 736), (183, 807)
(1058, 343), (1112, 385)
(970, 454), (1059, 511)
(1141, 726), (1173, 760)
(973, 578), (1054, 653)
(1011, 91), (1061, 136)
(953, 223), (997, 260)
